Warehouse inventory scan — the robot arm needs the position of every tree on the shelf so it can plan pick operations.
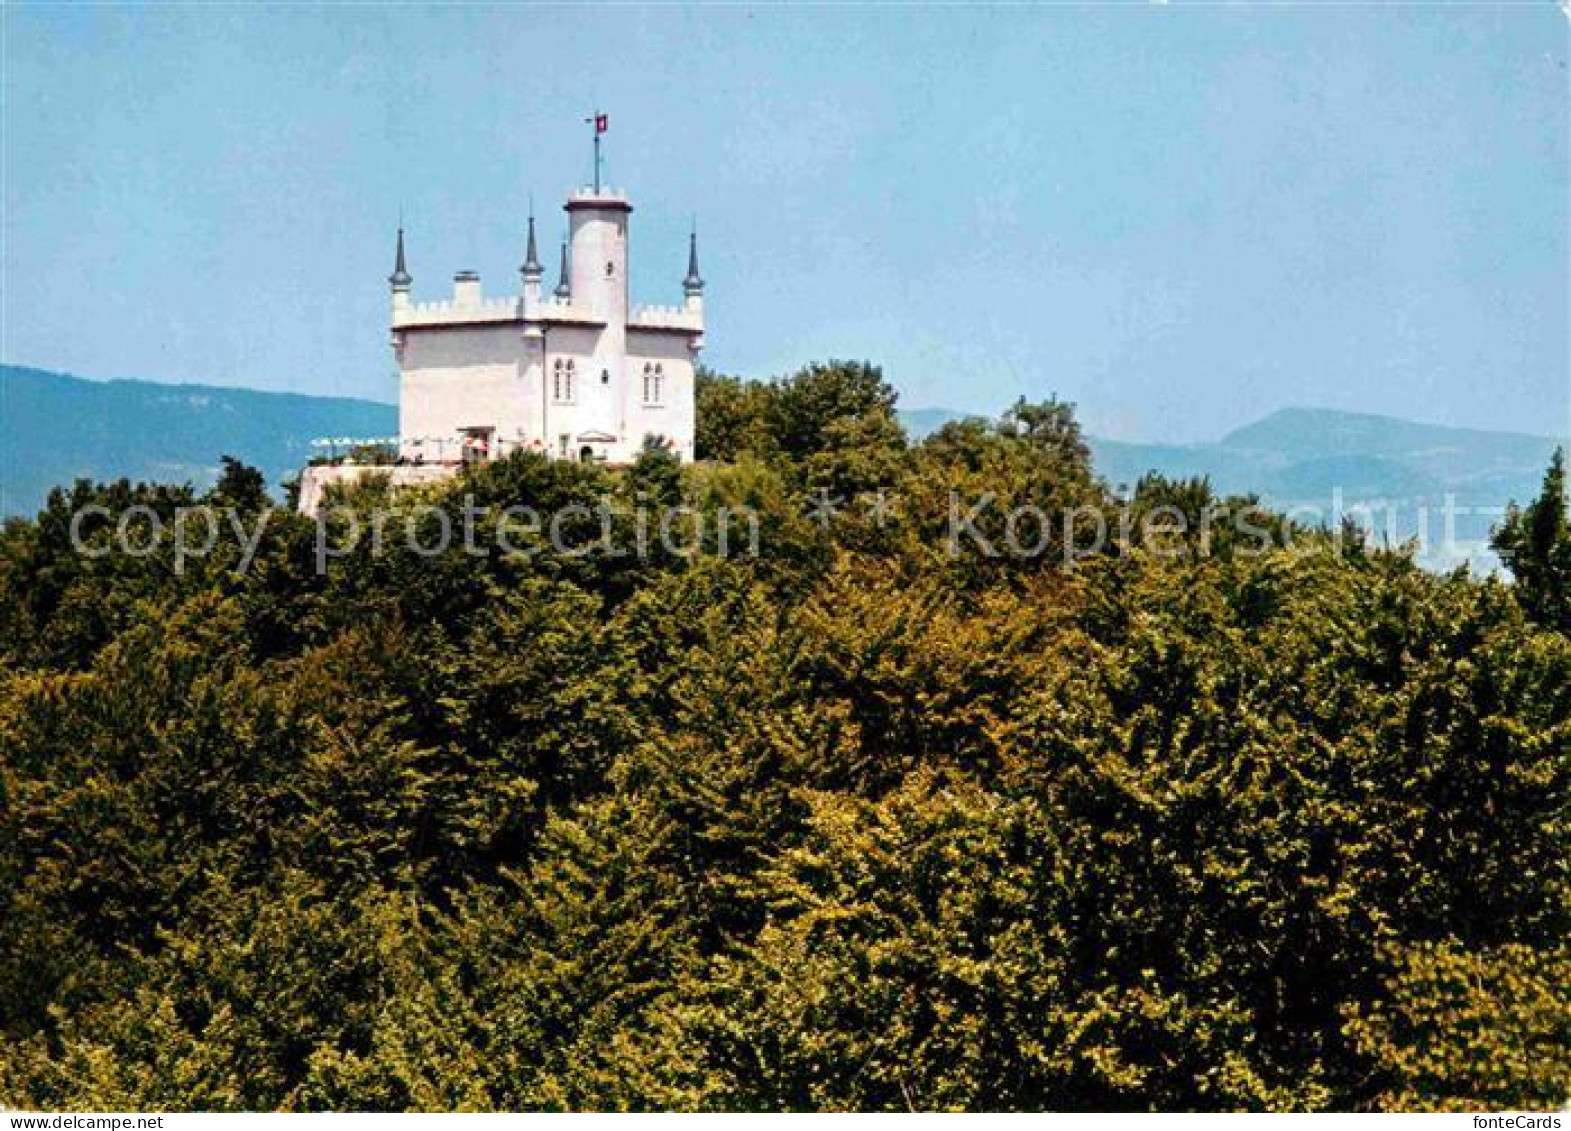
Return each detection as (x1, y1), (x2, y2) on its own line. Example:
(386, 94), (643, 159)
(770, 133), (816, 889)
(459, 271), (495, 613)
(209, 456), (270, 511)
(694, 370), (778, 462)
(1492, 447), (1570, 630)
(629, 436), (684, 508)
(1345, 940), (1571, 1111)
(1000, 395), (1090, 468)
(770, 360), (899, 459)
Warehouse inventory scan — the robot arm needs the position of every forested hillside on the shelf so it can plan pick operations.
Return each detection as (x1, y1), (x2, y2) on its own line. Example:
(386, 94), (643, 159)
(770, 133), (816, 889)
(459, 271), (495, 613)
(0, 363), (1566, 1111)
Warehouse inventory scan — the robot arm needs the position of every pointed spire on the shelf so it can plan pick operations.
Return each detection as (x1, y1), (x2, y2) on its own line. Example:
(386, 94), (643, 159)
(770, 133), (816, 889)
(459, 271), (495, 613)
(683, 224), (704, 297)
(521, 210), (542, 278)
(389, 226), (412, 290)
(554, 238), (571, 299)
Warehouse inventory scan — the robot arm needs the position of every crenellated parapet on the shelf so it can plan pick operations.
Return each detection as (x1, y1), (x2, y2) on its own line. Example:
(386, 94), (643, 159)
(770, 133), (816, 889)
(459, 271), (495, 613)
(565, 185), (631, 210)
(527, 295), (605, 326)
(394, 293), (702, 335)
(628, 303), (703, 333)
(393, 294), (521, 328)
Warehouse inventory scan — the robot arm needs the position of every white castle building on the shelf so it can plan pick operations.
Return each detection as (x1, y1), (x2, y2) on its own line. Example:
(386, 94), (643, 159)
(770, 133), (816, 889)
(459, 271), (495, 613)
(390, 183), (703, 466)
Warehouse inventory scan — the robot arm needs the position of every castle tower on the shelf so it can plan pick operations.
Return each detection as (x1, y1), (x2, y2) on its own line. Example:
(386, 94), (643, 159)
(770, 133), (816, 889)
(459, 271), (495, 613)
(562, 189), (630, 449)
(567, 190), (630, 326)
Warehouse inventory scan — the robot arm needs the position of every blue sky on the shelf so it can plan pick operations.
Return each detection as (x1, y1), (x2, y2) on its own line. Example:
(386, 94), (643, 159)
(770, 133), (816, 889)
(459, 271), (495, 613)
(3, 4), (1566, 442)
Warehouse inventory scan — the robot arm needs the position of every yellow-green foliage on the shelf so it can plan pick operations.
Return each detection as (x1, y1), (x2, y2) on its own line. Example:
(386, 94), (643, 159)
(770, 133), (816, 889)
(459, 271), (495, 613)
(0, 367), (1565, 1111)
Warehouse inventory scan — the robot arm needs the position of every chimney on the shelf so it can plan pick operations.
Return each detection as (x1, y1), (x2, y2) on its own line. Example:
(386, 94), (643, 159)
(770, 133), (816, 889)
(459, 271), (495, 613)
(453, 270), (481, 306)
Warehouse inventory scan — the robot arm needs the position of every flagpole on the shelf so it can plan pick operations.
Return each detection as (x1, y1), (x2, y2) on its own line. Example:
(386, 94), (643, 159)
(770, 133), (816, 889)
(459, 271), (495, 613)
(586, 112), (605, 192)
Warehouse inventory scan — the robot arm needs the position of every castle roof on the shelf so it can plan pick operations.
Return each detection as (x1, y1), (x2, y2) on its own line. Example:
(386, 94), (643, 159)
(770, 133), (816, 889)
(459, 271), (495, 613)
(684, 228), (704, 296)
(521, 214), (543, 277)
(389, 227), (412, 289)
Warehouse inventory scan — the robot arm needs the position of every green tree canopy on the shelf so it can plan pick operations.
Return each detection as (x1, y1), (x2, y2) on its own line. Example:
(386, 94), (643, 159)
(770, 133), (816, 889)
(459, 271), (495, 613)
(0, 383), (1565, 1112)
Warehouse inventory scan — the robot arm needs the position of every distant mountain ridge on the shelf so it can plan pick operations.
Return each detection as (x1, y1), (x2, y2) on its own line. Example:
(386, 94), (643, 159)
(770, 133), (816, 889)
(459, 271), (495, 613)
(901, 404), (1562, 569)
(1, 367), (1560, 570)
(0, 365), (396, 516)
(1088, 408), (1554, 494)
(898, 404), (1558, 497)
